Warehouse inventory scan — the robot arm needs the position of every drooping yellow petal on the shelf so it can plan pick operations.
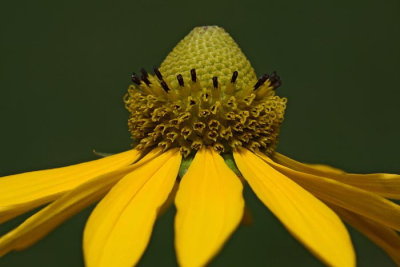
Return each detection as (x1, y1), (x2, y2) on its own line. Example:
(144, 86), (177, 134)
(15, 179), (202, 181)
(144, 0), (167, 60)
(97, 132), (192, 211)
(234, 149), (355, 267)
(84, 149), (181, 267)
(0, 149), (141, 223)
(330, 204), (400, 266)
(274, 152), (400, 199)
(157, 181), (179, 217)
(304, 163), (345, 174)
(0, 167), (129, 256)
(175, 148), (244, 267)
(0, 149), (162, 257)
(261, 153), (400, 230)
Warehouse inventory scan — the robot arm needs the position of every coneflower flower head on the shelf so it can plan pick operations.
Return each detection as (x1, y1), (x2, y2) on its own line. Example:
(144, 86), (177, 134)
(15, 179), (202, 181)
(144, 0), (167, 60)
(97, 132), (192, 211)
(125, 26), (285, 156)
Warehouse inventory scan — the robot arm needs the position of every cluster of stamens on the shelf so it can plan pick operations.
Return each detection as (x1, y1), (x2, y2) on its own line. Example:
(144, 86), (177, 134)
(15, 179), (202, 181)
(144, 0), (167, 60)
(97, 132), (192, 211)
(124, 68), (287, 157)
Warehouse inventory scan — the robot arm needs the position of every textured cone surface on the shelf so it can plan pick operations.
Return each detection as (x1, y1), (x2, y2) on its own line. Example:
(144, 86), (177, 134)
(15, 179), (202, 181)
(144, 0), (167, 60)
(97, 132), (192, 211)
(160, 26), (257, 90)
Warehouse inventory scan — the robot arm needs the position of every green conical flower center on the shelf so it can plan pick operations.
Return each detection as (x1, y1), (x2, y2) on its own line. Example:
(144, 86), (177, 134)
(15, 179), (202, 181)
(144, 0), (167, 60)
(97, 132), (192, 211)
(160, 26), (257, 90)
(124, 26), (287, 157)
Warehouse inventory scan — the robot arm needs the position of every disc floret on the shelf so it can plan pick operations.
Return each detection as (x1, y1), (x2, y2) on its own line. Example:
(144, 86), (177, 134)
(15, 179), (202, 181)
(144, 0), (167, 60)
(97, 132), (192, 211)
(125, 68), (286, 157)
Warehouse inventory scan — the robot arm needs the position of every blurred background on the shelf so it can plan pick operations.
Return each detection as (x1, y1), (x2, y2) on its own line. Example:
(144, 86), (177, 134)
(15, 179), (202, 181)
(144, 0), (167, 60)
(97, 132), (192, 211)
(1, 0), (399, 266)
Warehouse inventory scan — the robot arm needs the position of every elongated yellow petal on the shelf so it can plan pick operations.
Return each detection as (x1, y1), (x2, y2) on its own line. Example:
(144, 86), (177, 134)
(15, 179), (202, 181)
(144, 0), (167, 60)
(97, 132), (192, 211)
(157, 181), (179, 217)
(261, 153), (400, 230)
(0, 167), (129, 256)
(0, 149), (141, 223)
(234, 149), (355, 267)
(0, 149), (160, 257)
(304, 163), (345, 174)
(330, 204), (400, 266)
(0, 149), (162, 257)
(175, 148), (244, 267)
(274, 152), (400, 199)
(84, 149), (181, 267)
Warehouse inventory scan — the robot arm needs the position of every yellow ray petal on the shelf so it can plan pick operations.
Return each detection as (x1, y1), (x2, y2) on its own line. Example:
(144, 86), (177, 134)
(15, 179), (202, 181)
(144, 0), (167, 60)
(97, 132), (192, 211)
(0, 167), (129, 256)
(330, 204), (400, 266)
(84, 149), (181, 267)
(157, 181), (179, 217)
(234, 149), (355, 267)
(0, 149), (141, 223)
(304, 163), (345, 174)
(0, 149), (162, 257)
(261, 153), (400, 230)
(175, 148), (244, 267)
(274, 152), (400, 199)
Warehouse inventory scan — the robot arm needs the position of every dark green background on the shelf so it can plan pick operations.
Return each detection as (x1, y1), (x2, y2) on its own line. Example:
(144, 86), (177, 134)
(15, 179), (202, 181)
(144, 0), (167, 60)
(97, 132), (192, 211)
(1, 0), (399, 266)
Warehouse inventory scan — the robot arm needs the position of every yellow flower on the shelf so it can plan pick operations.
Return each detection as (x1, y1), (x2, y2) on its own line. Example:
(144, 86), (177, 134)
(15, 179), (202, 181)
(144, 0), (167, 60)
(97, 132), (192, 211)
(1, 26), (400, 267)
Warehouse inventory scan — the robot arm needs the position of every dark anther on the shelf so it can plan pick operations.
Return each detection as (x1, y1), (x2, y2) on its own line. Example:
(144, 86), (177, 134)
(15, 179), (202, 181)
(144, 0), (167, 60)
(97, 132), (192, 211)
(214, 144), (224, 153)
(194, 122), (205, 129)
(269, 71), (278, 83)
(253, 74), (270, 90)
(177, 74), (184, 86)
(141, 74), (151, 86)
(190, 69), (197, 82)
(231, 71), (238, 83)
(153, 67), (163, 80)
(160, 80), (170, 92)
(131, 72), (141, 85)
(208, 131), (218, 139)
(140, 68), (149, 78)
(272, 80), (282, 89)
(212, 76), (218, 88)
(268, 71), (282, 89)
